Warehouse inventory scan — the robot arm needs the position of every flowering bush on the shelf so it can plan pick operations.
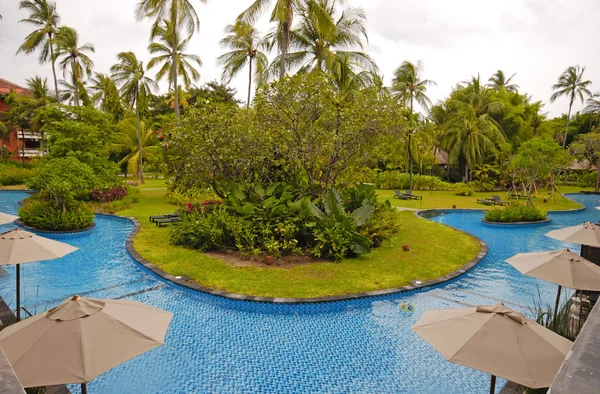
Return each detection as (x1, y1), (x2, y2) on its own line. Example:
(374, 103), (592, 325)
(91, 186), (128, 202)
(185, 199), (223, 213)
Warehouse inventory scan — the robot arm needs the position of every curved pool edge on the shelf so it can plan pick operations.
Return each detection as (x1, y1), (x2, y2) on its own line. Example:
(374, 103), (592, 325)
(114, 212), (489, 304)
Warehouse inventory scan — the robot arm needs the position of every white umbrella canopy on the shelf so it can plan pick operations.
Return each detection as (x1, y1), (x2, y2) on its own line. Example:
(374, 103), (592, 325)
(0, 295), (173, 393)
(413, 303), (573, 393)
(0, 228), (78, 320)
(545, 222), (600, 247)
(0, 212), (18, 225)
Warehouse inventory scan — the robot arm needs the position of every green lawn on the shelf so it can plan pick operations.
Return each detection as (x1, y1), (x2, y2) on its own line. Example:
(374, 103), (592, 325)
(379, 186), (589, 211)
(118, 180), (481, 298)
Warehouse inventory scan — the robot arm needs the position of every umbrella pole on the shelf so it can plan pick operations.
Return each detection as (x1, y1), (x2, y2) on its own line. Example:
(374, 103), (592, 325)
(81, 383), (87, 394)
(16, 264), (20, 322)
(553, 285), (562, 326)
(489, 375), (496, 394)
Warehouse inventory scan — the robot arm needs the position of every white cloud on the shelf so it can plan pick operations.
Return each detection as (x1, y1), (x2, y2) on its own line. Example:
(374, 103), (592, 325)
(0, 0), (598, 117)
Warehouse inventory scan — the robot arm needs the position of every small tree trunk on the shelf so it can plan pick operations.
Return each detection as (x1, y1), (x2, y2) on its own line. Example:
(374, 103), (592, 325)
(596, 159), (600, 192)
(563, 100), (573, 148)
(465, 164), (469, 183)
(247, 57), (253, 109)
(73, 64), (80, 107)
(20, 128), (25, 167)
(171, 29), (180, 119)
(408, 133), (413, 192)
(49, 34), (60, 103)
(136, 102), (145, 185)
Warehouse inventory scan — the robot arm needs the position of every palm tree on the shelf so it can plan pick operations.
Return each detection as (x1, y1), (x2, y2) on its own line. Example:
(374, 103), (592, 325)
(392, 60), (436, 191)
(54, 26), (95, 106)
(218, 22), (269, 108)
(487, 70), (519, 92)
(165, 86), (191, 113)
(113, 117), (161, 178)
(270, 0), (374, 77)
(584, 93), (600, 125)
(238, 0), (299, 79)
(148, 19), (202, 115)
(550, 65), (593, 148)
(26, 75), (50, 101)
(135, 0), (206, 118)
(89, 72), (125, 122)
(111, 51), (158, 184)
(58, 76), (91, 106)
(17, 0), (61, 102)
(440, 102), (506, 181)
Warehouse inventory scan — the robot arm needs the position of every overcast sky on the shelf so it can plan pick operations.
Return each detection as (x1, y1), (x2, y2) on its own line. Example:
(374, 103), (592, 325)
(1, 0), (598, 117)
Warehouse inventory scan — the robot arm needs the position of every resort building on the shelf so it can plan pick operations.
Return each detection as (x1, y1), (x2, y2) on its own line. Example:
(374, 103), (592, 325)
(0, 78), (45, 161)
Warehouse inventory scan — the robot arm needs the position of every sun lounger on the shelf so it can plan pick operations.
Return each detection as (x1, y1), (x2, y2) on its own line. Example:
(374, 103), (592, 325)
(150, 213), (179, 223)
(476, 198), (494, 206)
(490, 195), (510, 206)
(154, 217), (182, 227)
(403, 190), (423, 200)
(394, 190), (409, 200)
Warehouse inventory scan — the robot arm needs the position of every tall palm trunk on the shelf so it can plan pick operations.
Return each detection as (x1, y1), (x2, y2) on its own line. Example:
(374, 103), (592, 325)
(408, 97), (414, 192)
(72, 62), (80, 106)
(171, 33), (180, 118)
(279, 0), (293, 79)
(562, 96), (574, 148)
(48, 32), (60, 102)
(135, 89), (145, 184)
(596, 159), (600, 193)
(247, 56), (253, 109)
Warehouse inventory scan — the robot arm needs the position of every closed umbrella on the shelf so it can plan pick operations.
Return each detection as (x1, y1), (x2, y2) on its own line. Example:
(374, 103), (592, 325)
(506, 248), (600, 321)
(0, 212), (18, 225)
(413, 303), (572, 394)
(0, 295), (173, 393)
(0, 228), (78, 320)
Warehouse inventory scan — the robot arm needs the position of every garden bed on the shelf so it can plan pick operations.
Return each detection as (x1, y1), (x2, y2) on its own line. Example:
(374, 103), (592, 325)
(481, 218), (552, 226)
(15, 218), (96, 234)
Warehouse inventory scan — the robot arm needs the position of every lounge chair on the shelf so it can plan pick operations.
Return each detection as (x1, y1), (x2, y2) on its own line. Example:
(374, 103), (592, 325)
(490, 195), (509, 206)
(394, 190), (409, 200)
(154, 217), (182, 227)
(476, 198), (494, 206)
(149, 213), (179, 223)
(509, 193), (525, 199)
(404, 190), (423, 200)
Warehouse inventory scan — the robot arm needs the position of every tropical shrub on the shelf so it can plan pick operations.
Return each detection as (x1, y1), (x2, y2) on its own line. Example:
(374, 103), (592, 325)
(91, 186), (128, 202)
(358, 203), (402, 247)
(27, 158), (98, 201)
(374, 171), (454, 191)
(454, 184), (474, 196)
(0, 163), (35, 186)
(18, 199), (94, 231)
(484, 204), (547, 223)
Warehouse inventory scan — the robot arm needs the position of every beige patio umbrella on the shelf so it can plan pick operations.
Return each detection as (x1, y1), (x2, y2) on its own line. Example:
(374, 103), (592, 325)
(506, 248), (600, 322)
(0, 228), (78, 321)
(0, 295), (173, 394)
(0, 212), (18, 225)
(545, 221), (600, 248)
(413, 303), (573, 394)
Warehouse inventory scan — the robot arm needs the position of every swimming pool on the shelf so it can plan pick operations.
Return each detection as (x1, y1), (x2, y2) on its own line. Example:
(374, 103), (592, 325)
(0, 192), (597, 394)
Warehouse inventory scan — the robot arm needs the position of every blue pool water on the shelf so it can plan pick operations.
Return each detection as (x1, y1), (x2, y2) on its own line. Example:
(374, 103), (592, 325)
(0, 192), (598, 394)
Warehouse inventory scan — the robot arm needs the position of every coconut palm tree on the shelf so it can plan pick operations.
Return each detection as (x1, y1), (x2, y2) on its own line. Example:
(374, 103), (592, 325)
(54, 26), (94, 106)
(392, 60), (436, 191)
(135, 0), (206, 118)
(89, 72), (125, 122)
(58, 76), (91, 106)
(25, 75), (50, 101)
(165, 86), (191, 113)
(218, 22), (269, 108)
(270, 0), (374, 77)
(111, 51), (158, 184)
(550, 65), (593, 148)
(584, 93), (600, 125)
(487, 70), (519, 92)
(237, 0), (301, 79)
(440, 102), (506, 181)
(148, 19), (202, 115)
(113, 117), (161, 179)
(17, 0), (61, 102)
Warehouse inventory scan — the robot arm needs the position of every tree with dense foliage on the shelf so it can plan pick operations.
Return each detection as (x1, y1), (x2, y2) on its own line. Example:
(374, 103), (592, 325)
(89, 72), (125, 122)
(237, 0), (298, 79)
(550, 65), (593, 148)
(511, 136), (570, 203)
(570, 130), (600, 191)
(270, 0), (375, 77)
(17, 0), (61, 101)
(135, 0), (205, 118)
(487, 70), (519, 92)
(218, 21), (269, 108)
(392, 60), (436, 191)
(54, 26), (95, 106)
(111, 51), (158, 184)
